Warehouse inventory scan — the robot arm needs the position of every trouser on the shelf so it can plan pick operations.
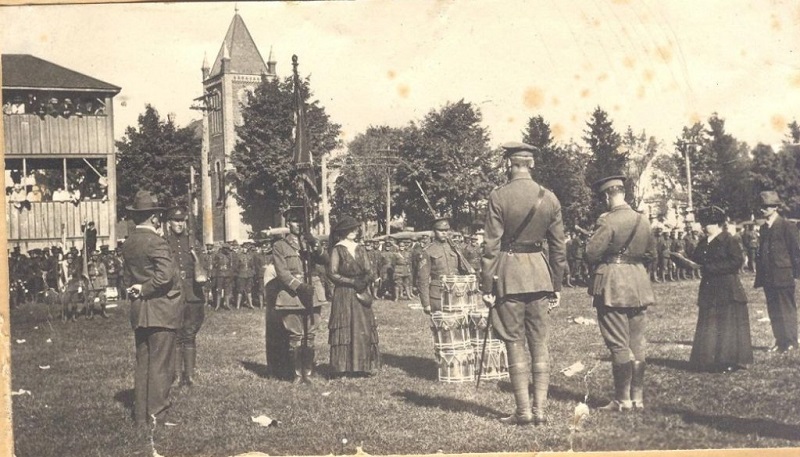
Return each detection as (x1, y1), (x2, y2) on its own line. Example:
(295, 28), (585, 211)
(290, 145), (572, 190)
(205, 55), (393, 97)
(595, 303), (648, 364)
(134, 327), (177, 424)
(747, 248), (758, 271)
(765, 285), (798, 350)
(280, 308), (323, 380)
(177, 300), (205, 346)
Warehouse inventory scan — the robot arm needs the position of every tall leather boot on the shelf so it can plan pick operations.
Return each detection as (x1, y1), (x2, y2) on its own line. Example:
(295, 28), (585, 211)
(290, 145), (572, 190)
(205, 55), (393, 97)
(235, 293), (242, 310)
(290, 346), (303, 384)
(184, 345), (197, 386)
(175, 343), (184, 386)
(531, 362), (549, 425)
(598, 362), (633, 411)
(630, 361), (645, 410)
(302, 346), (316, 385)
(500, 341), (533, 425)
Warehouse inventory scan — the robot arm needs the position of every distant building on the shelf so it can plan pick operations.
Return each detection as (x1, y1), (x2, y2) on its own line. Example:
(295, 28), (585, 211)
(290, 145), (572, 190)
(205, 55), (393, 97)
(2, 54), (121, 252)
(202, 11), (277, 242)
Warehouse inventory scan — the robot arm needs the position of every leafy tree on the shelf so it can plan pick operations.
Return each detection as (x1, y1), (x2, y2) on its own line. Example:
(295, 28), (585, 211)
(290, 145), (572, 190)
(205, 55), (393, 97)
(116, 104), (200, 215)
(229, 75), (341, 232)
(395, 100), (502, 231)
(330, 125), (407, 234)
(750, 123), (800, 217)
(522, 115), (592, 229)
(583, 107), (626, 219)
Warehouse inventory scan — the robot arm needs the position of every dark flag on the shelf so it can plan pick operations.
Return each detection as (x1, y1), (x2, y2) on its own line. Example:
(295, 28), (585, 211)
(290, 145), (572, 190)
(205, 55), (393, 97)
(292, 54), (318, 199)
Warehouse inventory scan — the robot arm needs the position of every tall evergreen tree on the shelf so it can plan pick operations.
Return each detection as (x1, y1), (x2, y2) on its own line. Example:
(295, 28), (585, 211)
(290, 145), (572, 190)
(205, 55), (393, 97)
(583, 107), (627, 219)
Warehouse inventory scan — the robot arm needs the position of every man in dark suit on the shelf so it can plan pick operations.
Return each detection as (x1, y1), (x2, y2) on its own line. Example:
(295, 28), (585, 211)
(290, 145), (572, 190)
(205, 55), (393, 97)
(122, 191), (182, 425)
(755, 191), (800, 353)
(481, 142), (566, 426)
(585, 175), (656, 412)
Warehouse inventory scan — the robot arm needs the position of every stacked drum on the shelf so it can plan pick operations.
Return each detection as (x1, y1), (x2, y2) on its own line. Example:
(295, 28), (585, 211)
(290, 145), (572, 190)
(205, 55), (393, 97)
(429, 275), (508, 383)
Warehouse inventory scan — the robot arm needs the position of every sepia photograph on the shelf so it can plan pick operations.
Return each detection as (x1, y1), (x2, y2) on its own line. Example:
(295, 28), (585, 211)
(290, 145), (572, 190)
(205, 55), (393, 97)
(1, 1), (800, 456)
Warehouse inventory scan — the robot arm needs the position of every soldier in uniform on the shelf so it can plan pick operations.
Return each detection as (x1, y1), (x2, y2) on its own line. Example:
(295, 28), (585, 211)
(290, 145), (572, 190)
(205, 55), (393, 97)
(265, 209), (326, 384)
(379, 242), (394, 299)
(164, 206), (206, 386)
(391, 240), (414, 300)
(85, 250), (109, 319)
(417, 218), (473, 314)
(481, 142), (566, 426)
(585, 175), (656, 412)
(364, 240), (382, 299)
(213, 244), (234, 310)
(234, 242), (256, 309)
(657, 231), (672, 282)
(649, 228), (662, 282)
(203, 244), (215, 306)
(741, 223), (759, 273)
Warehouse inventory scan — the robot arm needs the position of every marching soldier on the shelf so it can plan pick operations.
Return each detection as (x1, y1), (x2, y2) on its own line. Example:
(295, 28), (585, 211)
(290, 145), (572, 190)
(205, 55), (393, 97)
(481, 142), (566, 426)
(164, 206), (206, 386)
(585, 175), (656, 412)
(417, 218), (472, 314)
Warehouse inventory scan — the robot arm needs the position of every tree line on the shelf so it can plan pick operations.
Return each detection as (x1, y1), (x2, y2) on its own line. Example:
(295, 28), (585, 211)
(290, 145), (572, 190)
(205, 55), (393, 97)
(115, 75), (800, 237)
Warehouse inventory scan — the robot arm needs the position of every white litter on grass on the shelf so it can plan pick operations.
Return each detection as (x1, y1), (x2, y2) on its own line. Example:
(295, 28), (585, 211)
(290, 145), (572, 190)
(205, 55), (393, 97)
(46, 338), (52, 344)
(152, 449), (164, 457)
(569, 316), (596, 326)
(34, 326), (39, 330)
(11, 389), (31, 396)
(561, 361), (585, 377)
(251, 415), (279, 427)
(321, 391), (332, 397)
(106, 304), (118, 309)
(571, 402), (590, 431)
(39, 365), (51, 370)
(232, 332), (237, 336)
(16, 339), (26, 344)
(758, 317), (771, 323)
(407, 303), (423, 310)
(164, 422), (178, 427)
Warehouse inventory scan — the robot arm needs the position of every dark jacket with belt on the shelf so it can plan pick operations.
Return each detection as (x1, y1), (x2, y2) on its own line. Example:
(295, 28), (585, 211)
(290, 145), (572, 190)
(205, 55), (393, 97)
(266, 234), (325, 311)
(755, 216), (800, 289)
(123, 226), (183, 329)
(164, 231), (204, 303)
(480, 174), (566, 296)
(585, 203), (656, 308)
(690, 231), (747, 307)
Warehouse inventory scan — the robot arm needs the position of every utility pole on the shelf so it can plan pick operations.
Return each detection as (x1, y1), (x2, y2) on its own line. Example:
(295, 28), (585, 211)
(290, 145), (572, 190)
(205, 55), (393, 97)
(321, 153), (330, 234)
(191, 92), (216, 245)
(678, 140), (700, 224)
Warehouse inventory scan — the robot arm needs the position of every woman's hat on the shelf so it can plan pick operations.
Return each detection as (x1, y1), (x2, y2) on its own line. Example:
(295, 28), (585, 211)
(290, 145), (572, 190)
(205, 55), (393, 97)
(332, 215), (360, 233)
(126, 190), (166, 212)
(696, 206), (726, 225)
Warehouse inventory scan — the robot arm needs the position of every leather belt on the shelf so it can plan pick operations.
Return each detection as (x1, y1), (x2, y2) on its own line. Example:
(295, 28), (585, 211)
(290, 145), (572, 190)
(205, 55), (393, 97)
(501, 241), (544, 254)
(603, 254), (643, 265)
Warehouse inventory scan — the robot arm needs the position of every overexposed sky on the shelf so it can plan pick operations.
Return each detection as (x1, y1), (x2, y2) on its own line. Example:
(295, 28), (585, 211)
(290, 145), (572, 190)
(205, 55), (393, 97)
(2, 0), (799, 150)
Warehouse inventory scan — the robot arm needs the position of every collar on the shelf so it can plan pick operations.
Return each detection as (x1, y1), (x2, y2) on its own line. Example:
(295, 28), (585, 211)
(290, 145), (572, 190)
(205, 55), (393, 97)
(610, 203), (630, 212)
(707, 230), (722, 243)
(508, 172), (533, 182)
(766, 212), (779, 227)
(135, 225), (159, 234)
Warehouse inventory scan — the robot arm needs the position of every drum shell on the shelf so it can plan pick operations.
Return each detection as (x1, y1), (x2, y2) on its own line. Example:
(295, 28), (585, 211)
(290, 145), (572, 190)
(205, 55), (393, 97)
(474, 340), (509, 381)
(434, 347), (476, 383)
(441, 274), (478, 313)
(468, 310), (502, 347)
(430, 311), (471, 351)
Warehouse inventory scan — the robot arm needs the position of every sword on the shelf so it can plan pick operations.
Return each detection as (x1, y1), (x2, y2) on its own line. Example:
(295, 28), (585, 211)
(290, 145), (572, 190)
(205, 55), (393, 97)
(476, 275), (498, 390)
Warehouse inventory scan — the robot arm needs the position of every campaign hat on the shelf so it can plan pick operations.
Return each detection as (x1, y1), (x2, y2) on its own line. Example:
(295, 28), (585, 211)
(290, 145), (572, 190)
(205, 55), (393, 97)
(433, 218), (451, 231)
(126, 190), (166, 212)
(759, 191), (782, 207)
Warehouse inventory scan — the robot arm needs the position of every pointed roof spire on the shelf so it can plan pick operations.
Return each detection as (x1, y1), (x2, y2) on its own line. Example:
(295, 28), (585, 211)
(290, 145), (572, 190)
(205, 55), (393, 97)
(267, 46), (274, 63)
(202, 51), (210, 71)
(209, 12), (268, 77)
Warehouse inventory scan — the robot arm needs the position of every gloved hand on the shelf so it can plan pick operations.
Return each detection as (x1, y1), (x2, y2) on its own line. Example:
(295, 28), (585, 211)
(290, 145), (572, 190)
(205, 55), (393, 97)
(354, 277), (369, 292)
(297, 283), (315, 308)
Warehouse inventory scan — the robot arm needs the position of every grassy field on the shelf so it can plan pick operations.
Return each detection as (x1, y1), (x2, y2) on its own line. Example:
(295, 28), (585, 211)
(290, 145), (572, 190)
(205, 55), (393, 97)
(8, 274), (800, 456)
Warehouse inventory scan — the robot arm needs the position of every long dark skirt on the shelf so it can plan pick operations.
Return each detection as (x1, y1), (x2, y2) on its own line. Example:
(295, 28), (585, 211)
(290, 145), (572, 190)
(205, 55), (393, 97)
(690, 302), (753, 371)
(328, 285), (381, 374)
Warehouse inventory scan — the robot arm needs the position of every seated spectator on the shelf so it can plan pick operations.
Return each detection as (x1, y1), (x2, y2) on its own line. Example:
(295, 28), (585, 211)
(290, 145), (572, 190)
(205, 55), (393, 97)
(26, 185), (43, 202)
(9, 184), (26, 202)
(53, 188), (70, 202)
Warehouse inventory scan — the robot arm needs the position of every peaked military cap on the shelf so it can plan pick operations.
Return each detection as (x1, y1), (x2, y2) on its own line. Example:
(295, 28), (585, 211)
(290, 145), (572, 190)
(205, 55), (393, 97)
(166, 206), (188, 221)
(592, 175), (627, 193)
(501, 141), (537, 158)
(284, 207), (304, 223)
(696, 206), (726, 225)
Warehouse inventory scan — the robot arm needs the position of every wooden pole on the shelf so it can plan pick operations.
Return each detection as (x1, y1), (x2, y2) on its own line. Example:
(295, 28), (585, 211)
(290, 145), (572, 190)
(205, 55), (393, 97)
(385, 171), (391, 236)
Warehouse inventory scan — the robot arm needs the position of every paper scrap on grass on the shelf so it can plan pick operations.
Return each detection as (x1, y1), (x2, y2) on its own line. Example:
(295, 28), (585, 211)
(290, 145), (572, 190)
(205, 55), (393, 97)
(11, 389), (32, 396)
(39, 365), (51, 370)
(407, 303), (422, 310)
(570, 316), (596, 326)
(251, 415), (279, 427)
(152, 449), (164, 457)
(758, 317), (770, 322)
(321, 391), (332, 397)
(106, 304), (118, 309)
(16, 339), (26, 344)
(34, 326), (39, 330)
(46, 338), (52, 344)
(164, 422), (178, 427)
(571, 402), (590, 431)
(561, 361), (585, 377)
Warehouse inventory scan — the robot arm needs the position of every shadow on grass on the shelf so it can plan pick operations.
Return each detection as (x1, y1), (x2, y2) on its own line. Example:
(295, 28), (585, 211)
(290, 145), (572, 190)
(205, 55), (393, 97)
(650, 339), (694, 346)
(114, 389), (134, 419)
(381, 353), (438, 381)
(647, 356), (693, 371)
(496, 382), (587, 404)
(663, 406), (800, 441)
(240, 360), (270, 378)
(393, 389), (504, 418)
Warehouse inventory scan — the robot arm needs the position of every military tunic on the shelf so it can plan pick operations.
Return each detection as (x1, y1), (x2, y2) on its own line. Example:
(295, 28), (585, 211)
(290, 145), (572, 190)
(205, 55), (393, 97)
(417, 240), (470, 312)
(165, 231), (205, 344)
(585, 203), (656, 364)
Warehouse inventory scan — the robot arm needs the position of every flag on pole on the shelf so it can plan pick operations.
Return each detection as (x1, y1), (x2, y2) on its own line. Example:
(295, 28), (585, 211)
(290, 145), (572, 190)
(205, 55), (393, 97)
(292, 54), (318, 199)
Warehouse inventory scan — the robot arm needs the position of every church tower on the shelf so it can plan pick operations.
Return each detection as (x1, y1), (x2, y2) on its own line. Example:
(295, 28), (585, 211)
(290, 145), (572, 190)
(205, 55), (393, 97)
(203, 10), (277, 242)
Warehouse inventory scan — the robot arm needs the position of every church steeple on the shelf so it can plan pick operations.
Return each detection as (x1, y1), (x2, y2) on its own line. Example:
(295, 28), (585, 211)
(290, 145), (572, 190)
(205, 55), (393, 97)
(209, 12), (268, 78)
(266, 46), (277, 76)
(201, 52), (210, 79)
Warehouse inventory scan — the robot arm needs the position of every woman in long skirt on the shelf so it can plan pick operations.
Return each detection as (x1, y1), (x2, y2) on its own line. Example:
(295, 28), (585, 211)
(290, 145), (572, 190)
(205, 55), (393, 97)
(689, 206), (753, 372)
(327, 215), (381, 377)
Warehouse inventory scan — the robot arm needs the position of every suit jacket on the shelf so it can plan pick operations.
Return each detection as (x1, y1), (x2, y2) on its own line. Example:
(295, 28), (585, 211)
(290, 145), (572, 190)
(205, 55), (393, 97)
(755, 215), (800, 289)
(480, 174), (566, 296)
(585, 203), (656, 308)
(690, 231), (747, 307)
(122, 226), (183, 329)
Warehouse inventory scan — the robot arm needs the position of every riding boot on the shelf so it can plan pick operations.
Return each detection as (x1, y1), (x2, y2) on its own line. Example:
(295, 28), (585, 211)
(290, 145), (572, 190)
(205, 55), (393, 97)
(500, 341), (533, 425)
(630, 361), (645, 410)
(393, 286), (400, 302)
(302, 346), (316, 385)
(235, 293), (242, 310)
(184, 345), (197, 386)
(175, 343), (184, 385)
(290, 346), (303, 384)
(598, 362), (633, 411)
(246, 293), (254, 309)
(214, 294), (221, 311)
(531, 362), (550, 425)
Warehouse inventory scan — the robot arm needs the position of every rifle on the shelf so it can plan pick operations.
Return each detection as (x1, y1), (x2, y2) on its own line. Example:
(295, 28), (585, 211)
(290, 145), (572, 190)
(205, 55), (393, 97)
(414, 180), (476, 275)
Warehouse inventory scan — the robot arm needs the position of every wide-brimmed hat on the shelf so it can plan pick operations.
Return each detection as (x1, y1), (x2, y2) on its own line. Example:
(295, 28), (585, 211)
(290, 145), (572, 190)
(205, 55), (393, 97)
(332, 215), (360, 234)
(759, 191), (782, 207)
(126, 190), (166, 212)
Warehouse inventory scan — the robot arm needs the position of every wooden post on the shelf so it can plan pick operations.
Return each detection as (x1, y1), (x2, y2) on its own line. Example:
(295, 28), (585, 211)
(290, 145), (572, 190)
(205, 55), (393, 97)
(385, 171), (391, 236)
(106, 95), (118, 248)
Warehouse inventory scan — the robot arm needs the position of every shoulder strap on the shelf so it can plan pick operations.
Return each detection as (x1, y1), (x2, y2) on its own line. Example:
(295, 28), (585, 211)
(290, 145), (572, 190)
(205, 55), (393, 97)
(508, 186), (546, 245)
(619, 214), (643, 254)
